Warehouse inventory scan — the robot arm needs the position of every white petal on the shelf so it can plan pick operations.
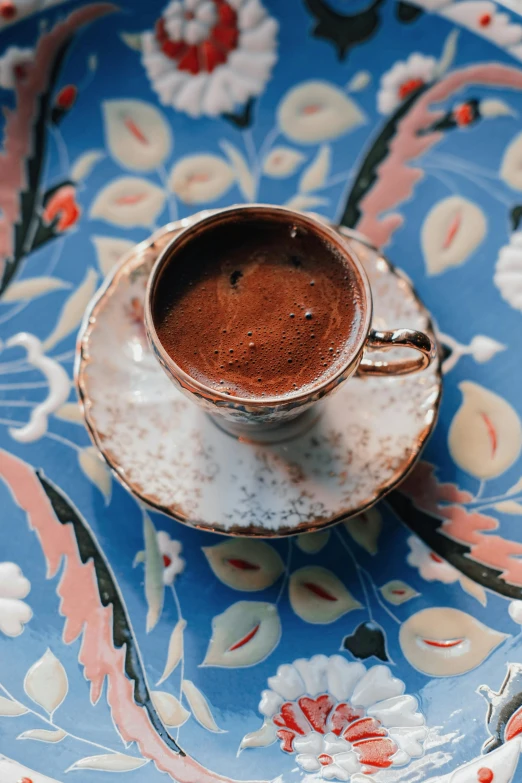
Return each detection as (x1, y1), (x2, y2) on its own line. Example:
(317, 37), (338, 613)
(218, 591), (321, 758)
(367, 694), (424, 728)
(155, 71), (191, 105)
(323, 733), (352, 755)
(351, 665), (404, 708)
(293, 655), (329, 696)
(388, 725), (428, 758)
(238, 0), (267, 28)
(326, 657), (366, 701)
(323, 762), (351, 781)
(267, 663), (305, 700)
(0, 597), (32, 636)
(198, 1), (216, 24)
(332, 751), (360, 775)
(295, 753), (321, 772)
(174, 73), (209, 118)
(185, 19), (207, 44)
(200, 68), (235, 116)
(293, 732), (324, 755)
(258, 689), (283, 717)
(0, 561), (30, 599)
(165, 16), (183, 40)
(240, 16), (278, 52)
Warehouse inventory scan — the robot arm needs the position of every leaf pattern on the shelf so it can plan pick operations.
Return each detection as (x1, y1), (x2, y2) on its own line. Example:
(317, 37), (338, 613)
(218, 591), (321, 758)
(203, 601), (281, 667)
(66, 753), (149, 772)
(182, 680), (225, 733)
(289, 566), (362, 624)
(42, 267), (98, 351)
(203, 540), (284, 591)
(157, 619), (186, 685)
(24, 649), (68, 715)
(78, 446), (112, 503)
(143, 512), (164, 633)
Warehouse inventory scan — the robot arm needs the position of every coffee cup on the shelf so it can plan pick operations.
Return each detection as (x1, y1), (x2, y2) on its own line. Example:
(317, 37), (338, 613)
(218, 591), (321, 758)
(144, 205), (436, 441)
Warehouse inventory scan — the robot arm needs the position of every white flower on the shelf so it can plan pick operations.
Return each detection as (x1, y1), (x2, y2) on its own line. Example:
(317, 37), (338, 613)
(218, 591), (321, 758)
(0, 45), (33, 89)
(242, 655), (427, 777)
(0, 561), (32, 636)
(406, 535), (460, 584)
(494, 231), (522, 313)
(141, 0), (278, 118)
(157, 531), (185, 585)
(277, 81), (365, 144)
(377, 53), (437, 114)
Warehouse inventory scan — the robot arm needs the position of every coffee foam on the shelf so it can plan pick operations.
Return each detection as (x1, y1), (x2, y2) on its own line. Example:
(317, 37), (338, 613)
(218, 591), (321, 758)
(153, 216), (365, 399)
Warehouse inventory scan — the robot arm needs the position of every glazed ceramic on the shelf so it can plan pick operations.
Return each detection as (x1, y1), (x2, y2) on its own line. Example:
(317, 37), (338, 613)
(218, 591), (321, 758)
(2, 1), (522, 782)
(144, 205), (436, 438)
(77, 218), (441, 534)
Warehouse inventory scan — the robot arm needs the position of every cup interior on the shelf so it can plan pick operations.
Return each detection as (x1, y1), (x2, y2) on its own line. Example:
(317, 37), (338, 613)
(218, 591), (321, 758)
(145, 205), (372, 405)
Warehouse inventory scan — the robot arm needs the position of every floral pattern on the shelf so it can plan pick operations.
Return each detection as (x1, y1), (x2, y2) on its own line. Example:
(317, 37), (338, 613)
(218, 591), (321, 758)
(140, 0), (278, 118)
(1, 1), (522, 782)
(243, 657), (427, 779)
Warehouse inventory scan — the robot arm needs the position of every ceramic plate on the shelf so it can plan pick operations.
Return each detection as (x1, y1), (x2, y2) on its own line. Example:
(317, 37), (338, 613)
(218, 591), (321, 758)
(1, 2), (522, 782)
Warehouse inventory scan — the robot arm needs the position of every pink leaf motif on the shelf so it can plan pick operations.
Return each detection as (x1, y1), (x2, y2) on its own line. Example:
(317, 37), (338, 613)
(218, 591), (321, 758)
(355, 64), (522, 248)
(0, 4), (117, 269)
(0, 450), (264, 783)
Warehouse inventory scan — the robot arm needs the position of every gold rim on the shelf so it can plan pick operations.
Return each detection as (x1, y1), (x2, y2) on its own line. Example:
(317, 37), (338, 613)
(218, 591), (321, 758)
(75, 217), (443, 538)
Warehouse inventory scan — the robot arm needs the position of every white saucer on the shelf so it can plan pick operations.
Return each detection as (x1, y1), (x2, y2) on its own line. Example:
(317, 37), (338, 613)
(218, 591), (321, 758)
(76, 215), (441, 536)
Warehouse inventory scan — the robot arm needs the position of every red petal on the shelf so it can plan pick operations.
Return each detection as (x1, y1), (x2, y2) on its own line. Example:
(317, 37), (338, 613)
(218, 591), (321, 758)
(56, 85), (77, 110)
(505, 706), (522, 741)
(298, 695), (334, 734)
(217, 1), (237, 26)
(177, 44), (200, 74)
(200, 40), (227, 72)
(303, 582), (337, 601)
(330, 703), (364, 736)
(273, 702), (309, 735)
(353, 737), (398, 769)
(276, 729), (296, 753)
(227, 623), (259, 651)
(0, 1), (16, 20)
(227, 558), (260, 571)
(480, 412), (497, 458)
(162, 40), (187, 60)
(343, 717), (386, 743)
(211, 22), (238, 53)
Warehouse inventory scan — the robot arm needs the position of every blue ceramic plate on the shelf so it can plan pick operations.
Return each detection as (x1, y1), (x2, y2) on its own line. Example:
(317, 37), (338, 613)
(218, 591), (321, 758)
(1, 1), (522, 782)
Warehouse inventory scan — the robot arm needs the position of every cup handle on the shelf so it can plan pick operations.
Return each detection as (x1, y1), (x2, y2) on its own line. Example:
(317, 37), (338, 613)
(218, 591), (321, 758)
(357, 328), (437, 377)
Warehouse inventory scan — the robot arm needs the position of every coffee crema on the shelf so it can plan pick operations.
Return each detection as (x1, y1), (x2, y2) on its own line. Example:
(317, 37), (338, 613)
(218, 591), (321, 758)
(152, 216), (365, 399)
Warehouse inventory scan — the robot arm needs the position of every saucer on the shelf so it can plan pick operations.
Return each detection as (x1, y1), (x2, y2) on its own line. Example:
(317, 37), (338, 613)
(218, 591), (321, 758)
(76, 216), (441, 536)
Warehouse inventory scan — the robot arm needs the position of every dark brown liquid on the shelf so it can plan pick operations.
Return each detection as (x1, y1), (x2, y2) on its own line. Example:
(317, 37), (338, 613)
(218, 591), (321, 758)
(153, 216), (365, 399)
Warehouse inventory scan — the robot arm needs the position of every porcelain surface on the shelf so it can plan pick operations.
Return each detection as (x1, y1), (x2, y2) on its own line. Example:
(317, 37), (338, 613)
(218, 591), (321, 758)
(2, 1), (522, 782)
(77, 218), (441, 535)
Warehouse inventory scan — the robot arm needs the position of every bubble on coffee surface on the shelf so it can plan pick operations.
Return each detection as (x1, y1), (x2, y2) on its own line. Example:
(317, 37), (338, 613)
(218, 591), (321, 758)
(153, 215), (365, 399)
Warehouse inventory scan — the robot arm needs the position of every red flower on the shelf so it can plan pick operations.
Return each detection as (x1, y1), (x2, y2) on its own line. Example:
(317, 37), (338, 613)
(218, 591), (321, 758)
(42, 185), (81, 232)
(454, 102), (475, 126)
(55, 84), (77, 111)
